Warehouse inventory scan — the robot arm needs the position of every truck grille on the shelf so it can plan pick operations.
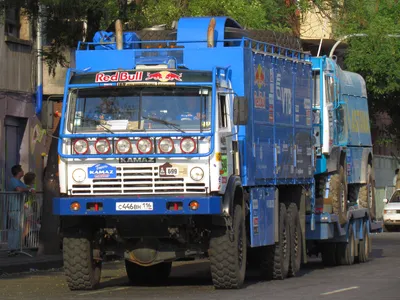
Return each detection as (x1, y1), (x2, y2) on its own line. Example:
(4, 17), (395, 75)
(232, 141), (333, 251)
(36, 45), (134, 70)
(71, 166), (206, 195)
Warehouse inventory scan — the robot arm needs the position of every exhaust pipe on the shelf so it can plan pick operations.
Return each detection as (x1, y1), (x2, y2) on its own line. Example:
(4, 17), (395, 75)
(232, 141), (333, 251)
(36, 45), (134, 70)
(207, 18), (216, 48)
(115, 19), (123, 50)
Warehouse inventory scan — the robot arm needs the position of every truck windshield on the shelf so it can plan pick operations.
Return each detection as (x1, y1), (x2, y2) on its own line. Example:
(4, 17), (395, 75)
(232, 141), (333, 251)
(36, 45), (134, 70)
(67, 87), (211, 133)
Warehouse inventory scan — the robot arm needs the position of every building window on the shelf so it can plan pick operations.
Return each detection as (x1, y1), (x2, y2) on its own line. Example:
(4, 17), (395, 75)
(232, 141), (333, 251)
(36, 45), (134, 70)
(5, 6), (20, 38)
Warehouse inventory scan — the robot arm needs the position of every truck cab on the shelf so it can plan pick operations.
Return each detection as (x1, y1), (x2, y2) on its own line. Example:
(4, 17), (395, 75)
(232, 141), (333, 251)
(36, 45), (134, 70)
(311, 56), (375, 222)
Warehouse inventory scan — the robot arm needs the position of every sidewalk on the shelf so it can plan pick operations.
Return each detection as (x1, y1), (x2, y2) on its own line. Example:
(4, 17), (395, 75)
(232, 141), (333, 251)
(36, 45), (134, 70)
(0, 250), (63, 275)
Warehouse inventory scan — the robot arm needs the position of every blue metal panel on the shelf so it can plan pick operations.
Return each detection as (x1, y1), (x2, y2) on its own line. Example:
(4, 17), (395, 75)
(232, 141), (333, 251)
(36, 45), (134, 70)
(53, 196), (222, 216)
(275, 126), (294, 180)
(253, 125), (275, 181)
(249, 187), (275, 247)
(305, 222), (335, 240)
(315, 156), (327, 174)
(294, 63), (312, 128)
(274, 59), (294, 125)
(76, 50), (137, 71)
(177, 17), (242, 48)
(250, 53), (275, 183)
(295, 129), (313, 179)
(347, 146), (372, 184)
(338, 69), (367, 98)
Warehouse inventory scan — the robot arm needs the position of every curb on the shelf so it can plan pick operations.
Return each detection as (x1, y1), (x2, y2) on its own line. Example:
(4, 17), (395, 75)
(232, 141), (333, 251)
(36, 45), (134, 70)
(0, 257), (63, 275)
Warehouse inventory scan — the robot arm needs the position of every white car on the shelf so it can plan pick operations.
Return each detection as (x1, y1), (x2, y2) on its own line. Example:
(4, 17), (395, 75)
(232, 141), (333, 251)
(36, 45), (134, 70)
(383, 189), (400, 231)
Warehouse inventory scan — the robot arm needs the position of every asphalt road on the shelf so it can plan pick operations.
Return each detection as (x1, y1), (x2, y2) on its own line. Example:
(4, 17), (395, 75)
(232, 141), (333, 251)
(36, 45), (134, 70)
(1, 232), (400, 300)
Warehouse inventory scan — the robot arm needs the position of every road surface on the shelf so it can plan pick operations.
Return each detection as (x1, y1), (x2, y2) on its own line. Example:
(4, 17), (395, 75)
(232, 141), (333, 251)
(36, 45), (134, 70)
(1, 233), (399, 300)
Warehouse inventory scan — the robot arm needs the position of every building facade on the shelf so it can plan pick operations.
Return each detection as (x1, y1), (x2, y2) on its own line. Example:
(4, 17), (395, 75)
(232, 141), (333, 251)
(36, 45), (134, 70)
(0, 8), (47, 191)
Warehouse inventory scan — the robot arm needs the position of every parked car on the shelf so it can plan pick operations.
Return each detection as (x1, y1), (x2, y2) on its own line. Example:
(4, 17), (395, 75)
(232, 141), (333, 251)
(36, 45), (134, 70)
(383, 189), (400, 231)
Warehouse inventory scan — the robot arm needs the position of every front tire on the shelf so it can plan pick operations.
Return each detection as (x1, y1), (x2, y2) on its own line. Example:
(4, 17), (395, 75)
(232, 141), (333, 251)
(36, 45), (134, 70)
(330, 165), (348, 225)
(287, 203), (302, 277)
(359, 164), (376, 220)
(63, 234), (102, 290)
(209, 204), (247, 289)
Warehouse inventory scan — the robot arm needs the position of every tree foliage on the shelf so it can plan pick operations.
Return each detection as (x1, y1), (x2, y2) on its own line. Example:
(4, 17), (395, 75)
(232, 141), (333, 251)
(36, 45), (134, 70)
(312, 0), (400, 141)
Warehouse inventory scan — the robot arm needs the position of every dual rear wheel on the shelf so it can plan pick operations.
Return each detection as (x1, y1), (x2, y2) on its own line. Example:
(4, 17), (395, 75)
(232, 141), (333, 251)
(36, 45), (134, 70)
(321, 222), (370, 267)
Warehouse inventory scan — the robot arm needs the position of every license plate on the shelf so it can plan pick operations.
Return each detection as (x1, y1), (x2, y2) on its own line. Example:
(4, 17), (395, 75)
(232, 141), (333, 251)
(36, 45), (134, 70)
(116, 202), (153, 211)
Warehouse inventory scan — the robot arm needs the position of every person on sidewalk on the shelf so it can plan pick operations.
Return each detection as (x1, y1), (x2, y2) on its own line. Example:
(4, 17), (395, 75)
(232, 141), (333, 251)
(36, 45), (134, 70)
(8, 165), (34, 193)
(6, 165), (34, 256)
(23, 172), (37, 247)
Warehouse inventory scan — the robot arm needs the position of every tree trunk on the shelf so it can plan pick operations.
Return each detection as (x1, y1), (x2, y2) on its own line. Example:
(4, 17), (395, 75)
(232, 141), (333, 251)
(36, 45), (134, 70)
(37, 123), (61, 255)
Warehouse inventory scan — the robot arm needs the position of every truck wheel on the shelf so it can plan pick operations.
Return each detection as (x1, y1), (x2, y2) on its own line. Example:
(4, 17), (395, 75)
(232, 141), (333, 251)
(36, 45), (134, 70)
(336, 224), (355, 265)
(63, 234), (102, 290)
(209, 204), (247, 289)
(125, 260), (172, 284)
(287, 203), (302, 277)
(330, 165), (348, 225)
(359, 164), (376, 220)
(356, 222), (371, 263)
(321, 243), (337, 266)
(260, 203), (290, 280)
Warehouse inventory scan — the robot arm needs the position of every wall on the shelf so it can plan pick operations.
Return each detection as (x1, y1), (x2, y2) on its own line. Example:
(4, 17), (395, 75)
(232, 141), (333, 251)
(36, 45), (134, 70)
(0, 20), (47, 191)
(43, 48), (76, 95)
(300, 4), (334, 40)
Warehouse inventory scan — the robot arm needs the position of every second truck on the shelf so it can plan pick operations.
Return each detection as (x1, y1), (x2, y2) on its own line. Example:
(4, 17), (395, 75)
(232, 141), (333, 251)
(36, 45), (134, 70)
(51, 16), (382, 290)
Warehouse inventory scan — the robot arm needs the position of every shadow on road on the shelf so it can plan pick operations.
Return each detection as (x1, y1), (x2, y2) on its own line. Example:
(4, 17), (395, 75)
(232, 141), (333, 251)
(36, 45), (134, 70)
(96, 258), (325, 290)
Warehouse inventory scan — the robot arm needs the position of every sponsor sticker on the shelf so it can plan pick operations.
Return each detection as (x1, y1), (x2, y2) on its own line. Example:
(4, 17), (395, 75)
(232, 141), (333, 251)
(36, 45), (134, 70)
(88, 163), (117, 179)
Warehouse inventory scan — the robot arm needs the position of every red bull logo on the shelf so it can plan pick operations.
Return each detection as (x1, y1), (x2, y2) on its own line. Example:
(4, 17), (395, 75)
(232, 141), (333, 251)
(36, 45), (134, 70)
(145, 71), (182, 82)
(95, 71), (143, 83)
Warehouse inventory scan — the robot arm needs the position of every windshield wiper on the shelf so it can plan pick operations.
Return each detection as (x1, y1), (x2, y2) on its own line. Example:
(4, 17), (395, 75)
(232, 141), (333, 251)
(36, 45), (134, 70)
(142, 116), (185, 133)
(80, 117), (115, 134)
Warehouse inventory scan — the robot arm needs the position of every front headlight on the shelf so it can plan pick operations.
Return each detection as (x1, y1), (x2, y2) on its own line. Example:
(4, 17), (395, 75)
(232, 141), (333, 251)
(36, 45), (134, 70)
(190, 167), (204, 181)
(95, 138), (111, 154)
(116, 138), (131, 154)
(72, 168), (86, 182)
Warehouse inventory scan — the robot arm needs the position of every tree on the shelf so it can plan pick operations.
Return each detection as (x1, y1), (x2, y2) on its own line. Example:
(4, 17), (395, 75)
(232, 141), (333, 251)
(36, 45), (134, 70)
(307, 0), (400, 143)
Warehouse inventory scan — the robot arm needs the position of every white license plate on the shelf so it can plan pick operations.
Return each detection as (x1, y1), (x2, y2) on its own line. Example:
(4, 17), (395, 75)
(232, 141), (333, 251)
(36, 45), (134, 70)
(116, 202), (153, 211)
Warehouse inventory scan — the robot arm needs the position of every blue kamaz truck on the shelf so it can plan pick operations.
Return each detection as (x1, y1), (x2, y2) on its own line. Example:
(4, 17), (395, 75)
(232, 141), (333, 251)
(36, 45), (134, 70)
(52, 16), (382, 290)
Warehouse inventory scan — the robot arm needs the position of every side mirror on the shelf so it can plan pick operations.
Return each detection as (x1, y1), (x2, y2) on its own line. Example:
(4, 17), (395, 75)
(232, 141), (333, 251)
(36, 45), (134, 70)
(233, 96), (248, 125)
(383, 198), (388, 204)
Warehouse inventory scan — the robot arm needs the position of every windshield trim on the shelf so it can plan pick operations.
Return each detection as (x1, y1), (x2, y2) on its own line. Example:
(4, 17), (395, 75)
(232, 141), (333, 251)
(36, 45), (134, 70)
(65, 86), (212, 135)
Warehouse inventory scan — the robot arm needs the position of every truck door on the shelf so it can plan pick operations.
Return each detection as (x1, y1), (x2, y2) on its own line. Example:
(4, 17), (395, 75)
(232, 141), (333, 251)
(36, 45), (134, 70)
(322, 74), (335, 154)
(217, 92), (235, 192)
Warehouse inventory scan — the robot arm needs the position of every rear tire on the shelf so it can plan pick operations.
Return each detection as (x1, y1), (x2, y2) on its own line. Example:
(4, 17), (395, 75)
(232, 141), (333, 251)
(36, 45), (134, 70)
(359, 164), (376, 220)
(330, 165), (348, 225)
(356, 222), (371, 263)
(125, 260), (172, 284)
(336, 224), (355, 265)
(287, 203), (302, 277)
(63, 234), (102, 290)
(260, 203), (290, 280)
(209, 204), (247, 289)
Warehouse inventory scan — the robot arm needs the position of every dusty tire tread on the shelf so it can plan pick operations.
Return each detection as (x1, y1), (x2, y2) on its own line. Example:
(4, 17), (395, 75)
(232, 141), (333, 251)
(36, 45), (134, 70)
(287, 203), (301, 277)
(330, 166), (348, 225)
(209, 205), (246, 289)
(63, 236), (101, 291)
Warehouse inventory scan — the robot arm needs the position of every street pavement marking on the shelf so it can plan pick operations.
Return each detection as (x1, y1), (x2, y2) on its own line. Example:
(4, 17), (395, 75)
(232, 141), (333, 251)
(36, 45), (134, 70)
(78, 287), (129, 296)
(321, 286), (359, 296)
